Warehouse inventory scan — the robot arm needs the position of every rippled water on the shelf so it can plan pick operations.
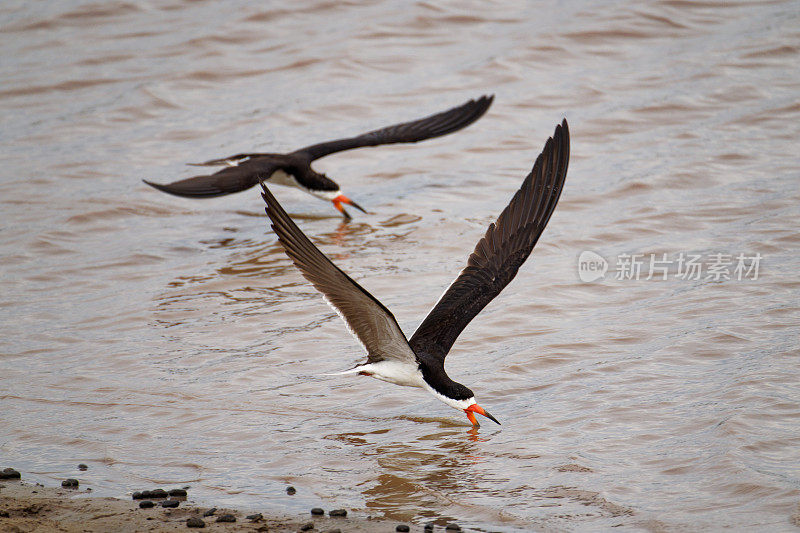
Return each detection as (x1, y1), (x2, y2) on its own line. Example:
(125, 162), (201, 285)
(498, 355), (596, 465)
(2, 1), (799, 530)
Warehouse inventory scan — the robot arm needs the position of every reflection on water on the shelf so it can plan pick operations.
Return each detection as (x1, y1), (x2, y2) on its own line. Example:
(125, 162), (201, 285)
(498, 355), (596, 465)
(331, 426), (500, 525)
(2, 0), (800, 531)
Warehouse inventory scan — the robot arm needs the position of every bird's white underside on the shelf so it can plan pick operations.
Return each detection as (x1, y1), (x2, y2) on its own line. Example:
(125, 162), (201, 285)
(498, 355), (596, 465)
(317, 294), (477, 412)
(333, 362), (477, 411)
(266, 169), (340, 200)
(338, 360), (424, 387)
(268, 169), (299, 188)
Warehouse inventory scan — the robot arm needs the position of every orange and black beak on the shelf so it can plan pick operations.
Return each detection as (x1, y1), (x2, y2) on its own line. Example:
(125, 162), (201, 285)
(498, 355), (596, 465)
(464, 404), (500, 427)
(332, 194), (367, 219)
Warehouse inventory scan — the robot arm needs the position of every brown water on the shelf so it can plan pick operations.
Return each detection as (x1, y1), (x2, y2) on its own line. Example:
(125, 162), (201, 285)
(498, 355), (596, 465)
(2, 1), (799, 530)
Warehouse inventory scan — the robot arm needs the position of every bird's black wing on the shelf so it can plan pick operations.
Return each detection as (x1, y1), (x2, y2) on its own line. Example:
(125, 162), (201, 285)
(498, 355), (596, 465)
(298, 95), (494, 161)
(143, 158), (280, 198)
(409, 120), (569, 362)
(262, 183), (418, 365)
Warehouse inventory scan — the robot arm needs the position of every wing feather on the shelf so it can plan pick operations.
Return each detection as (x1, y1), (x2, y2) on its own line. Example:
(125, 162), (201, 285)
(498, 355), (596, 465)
(261, 183), (417, 365)
(144, 159), (280, 198)
(409, 120), (569, 362)
(299, 95), (494, 161)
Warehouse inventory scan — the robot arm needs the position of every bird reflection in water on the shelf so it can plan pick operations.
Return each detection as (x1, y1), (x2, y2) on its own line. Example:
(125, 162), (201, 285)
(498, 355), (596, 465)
(327, 425), (494, 524)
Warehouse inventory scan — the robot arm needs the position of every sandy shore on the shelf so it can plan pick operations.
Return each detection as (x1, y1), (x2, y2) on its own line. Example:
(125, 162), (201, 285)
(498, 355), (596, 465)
(0, 478), (405, 533)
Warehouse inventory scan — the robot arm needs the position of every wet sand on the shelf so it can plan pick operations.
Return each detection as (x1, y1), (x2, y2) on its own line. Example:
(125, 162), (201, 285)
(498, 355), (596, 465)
(0, 479), (402, 533)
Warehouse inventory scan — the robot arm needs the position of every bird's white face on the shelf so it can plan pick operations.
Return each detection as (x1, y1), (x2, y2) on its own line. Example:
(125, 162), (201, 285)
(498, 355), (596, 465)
(420, 382), (500, 426)
(309, 189), (340, 201)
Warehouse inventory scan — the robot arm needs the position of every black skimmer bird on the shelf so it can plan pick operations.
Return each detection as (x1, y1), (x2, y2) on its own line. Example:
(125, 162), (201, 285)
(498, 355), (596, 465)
(261, 120), (568, 426)
(144, 95), (494, 219)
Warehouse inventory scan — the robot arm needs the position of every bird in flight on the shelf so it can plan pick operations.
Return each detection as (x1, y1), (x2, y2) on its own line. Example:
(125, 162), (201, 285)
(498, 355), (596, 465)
(144, 95), (494, 219)
(261, 120), (568, 426)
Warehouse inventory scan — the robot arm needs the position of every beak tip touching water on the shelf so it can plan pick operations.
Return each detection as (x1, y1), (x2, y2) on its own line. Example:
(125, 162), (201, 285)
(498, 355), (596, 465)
(465, 404), (501, 427)
(332, 193), (368, 218)
(483, 409), (501, 425)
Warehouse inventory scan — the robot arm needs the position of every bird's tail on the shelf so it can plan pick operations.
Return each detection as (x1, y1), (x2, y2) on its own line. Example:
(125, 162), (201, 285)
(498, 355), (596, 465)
(323, 364), (369, 376)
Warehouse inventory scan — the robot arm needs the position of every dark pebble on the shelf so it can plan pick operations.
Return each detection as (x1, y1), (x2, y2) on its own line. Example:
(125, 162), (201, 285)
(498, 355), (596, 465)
(139, 501), (154, 509)
(61, 479), (79, 488)
(424, 523), (434, 532)
(132, 491), (144, 500)
(161, 499), (180, 508)
(445, 524), (461, 531)
(286, 485), (296, 495)
(299, 522), (314, 531)
(0, 511), (10, 518)
(187, 517), (205, 528)
(168, 488), (187, 497)
(217, 514), (237, 523)
(0, 468), (21, 480)
(203, 508), (217, 517)
(310, 507), (324, 515)
(78, 464), (88, 471)
(396, 525), (410, 532)
(329, 509), (347, 517)
(246, 513), (263, 521)
(137, 488), (162, 498)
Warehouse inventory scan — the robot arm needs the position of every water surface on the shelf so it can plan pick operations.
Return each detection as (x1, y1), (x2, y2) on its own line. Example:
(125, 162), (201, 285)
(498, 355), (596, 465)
(1, 1), (799, 530)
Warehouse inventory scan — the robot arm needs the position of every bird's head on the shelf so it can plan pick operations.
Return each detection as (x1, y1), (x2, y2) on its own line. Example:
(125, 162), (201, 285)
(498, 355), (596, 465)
(443, 388), (501, 427)
(422, 369), (501, 427)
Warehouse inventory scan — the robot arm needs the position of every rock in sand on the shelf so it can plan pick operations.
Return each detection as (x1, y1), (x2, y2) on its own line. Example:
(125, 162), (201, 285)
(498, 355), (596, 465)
(187, 516), (205, 528)
(0, 468), (21, 479)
